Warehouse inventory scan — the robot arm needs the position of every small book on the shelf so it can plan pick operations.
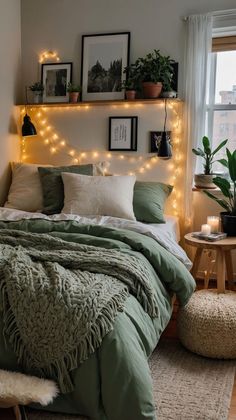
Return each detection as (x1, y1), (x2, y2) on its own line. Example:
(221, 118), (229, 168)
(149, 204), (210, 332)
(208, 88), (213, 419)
(192, 232), (227, 241)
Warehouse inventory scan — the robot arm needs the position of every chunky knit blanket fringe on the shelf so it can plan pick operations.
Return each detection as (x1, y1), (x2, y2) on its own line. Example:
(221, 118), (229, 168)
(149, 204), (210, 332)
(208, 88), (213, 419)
(0, 229), (158, 393)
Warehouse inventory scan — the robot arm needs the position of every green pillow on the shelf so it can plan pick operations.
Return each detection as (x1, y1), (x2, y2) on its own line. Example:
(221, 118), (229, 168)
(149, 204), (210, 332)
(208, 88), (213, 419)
(38, 164), (94, 214)
(133, 181), (173, 223)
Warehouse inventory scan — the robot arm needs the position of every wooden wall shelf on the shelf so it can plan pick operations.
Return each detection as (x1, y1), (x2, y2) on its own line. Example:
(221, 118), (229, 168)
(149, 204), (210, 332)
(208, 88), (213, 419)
(19, 98), (182, 108)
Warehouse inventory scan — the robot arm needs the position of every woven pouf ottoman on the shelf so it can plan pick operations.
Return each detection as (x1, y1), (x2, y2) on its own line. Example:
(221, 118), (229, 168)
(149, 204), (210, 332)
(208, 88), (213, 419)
(178, 289), (236, 359)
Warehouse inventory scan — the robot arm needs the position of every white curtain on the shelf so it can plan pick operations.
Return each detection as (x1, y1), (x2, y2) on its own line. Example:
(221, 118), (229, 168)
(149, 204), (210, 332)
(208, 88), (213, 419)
(183, 14), (213, 226)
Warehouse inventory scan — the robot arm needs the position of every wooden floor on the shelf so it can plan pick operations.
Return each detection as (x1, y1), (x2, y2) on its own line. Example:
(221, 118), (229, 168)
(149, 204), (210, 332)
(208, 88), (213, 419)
(1, 279), (235, 420)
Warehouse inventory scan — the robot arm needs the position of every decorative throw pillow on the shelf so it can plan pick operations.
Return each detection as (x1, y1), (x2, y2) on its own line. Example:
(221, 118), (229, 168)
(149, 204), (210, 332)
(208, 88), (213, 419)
(4, 162), (52, 212)
(61, 173), (136, 220)
(38, 163), (105, 215)
(133, 181), (173, 223)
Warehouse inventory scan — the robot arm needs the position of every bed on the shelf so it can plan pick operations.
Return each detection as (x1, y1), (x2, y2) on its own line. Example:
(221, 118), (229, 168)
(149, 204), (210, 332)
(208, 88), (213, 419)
(0, 164), (195, 420)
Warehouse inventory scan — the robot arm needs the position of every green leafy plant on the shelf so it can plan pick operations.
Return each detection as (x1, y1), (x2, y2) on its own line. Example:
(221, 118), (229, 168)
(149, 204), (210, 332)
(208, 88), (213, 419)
(192, 136), (228, 175)
(204, 148), (236, 215)
(67, 83), (81, 93)
(122, 65), (140, 91)
(128, 49), (174, 85)
(29, 82), (44, 92)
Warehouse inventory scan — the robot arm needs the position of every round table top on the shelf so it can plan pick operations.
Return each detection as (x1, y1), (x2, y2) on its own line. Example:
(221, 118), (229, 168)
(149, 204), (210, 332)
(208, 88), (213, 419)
(184, 232), (236, 250)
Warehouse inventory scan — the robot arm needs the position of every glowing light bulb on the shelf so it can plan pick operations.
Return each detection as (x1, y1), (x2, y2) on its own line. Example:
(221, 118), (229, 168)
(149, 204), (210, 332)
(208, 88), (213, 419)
(46, 126), (51, 131)
(44, 139), (49, 144)
(41, 119), (46, 125)
(39, 130), (44, 136)
(106, 153), (112, 158)
(37, 112), (42, 118)
(73, 158), (79, 163)
(60, 140), (66, 147)
(93, 152), (98, 158)
(50, 147), (56, 154)
(69, 150), (75, 157)
(81, 152), (87, 158)
(119, 155), (124, 160)
(53, 134), (58, 140)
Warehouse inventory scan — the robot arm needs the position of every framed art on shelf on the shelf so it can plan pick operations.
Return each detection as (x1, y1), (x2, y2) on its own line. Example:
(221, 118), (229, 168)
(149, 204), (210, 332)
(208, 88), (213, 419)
(81, 32), (130, 101)
(109, 116), (138, 151)
(41, 62), (72, 103)
(150, 131), (171, 152)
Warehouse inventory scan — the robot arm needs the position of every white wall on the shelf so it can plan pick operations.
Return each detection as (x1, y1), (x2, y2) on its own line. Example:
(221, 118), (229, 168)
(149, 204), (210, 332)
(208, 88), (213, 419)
(0, 0), (21, 205)
(21, 0), (236, 98)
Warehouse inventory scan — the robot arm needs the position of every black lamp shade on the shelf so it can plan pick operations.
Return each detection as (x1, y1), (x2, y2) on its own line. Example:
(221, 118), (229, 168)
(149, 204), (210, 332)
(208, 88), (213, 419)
(22, 114), (37, 137)
(157, 131), (172, 159)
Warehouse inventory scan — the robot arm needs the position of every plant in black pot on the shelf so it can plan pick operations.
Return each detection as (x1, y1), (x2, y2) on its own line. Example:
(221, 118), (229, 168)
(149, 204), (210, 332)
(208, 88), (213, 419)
(130, 49), (174, 99)
(192, 136), (228, 189)
(204, 148), (236, 236)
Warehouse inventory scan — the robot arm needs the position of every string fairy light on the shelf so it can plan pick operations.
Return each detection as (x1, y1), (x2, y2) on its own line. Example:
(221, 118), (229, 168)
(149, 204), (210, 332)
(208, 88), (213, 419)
(21, 99), (184, 219)
(39, 50), (60, 64)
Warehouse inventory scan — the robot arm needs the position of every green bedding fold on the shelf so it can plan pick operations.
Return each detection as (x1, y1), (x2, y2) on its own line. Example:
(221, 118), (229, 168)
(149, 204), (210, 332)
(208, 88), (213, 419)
(0, 229), (159, 393)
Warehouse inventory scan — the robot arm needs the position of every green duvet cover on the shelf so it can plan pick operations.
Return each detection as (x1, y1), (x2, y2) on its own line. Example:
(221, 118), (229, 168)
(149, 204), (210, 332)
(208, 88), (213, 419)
(0, 219), (195, 420)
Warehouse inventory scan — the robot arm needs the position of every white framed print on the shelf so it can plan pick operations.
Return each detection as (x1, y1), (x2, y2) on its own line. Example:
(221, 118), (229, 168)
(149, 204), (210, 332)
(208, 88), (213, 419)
(41, 62), (72, 103)
(81, 32), (130, 101)
(109, 116), (138, 151)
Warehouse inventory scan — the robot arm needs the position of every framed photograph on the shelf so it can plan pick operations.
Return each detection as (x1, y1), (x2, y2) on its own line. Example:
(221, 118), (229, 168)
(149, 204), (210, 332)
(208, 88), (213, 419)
(41, 62), (72, 103)
(109, 116), (138, 151)
(81, 32), (130, 101)
(150, 131), (171, 152)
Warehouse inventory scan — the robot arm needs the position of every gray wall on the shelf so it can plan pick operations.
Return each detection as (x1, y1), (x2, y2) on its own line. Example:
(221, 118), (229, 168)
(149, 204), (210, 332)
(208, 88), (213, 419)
(0, 0), (21, 205)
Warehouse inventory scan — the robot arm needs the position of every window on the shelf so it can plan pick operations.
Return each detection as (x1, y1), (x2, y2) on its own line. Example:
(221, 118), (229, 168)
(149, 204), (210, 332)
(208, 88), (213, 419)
(206, 36), (236, 171)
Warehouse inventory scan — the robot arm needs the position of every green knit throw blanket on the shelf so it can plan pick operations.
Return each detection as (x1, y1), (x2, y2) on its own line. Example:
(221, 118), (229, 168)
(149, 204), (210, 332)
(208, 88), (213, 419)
(0, 229), (158, 393)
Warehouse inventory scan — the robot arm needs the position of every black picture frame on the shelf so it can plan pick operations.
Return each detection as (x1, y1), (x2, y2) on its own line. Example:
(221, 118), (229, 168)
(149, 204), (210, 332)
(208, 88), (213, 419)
(41, 62), (72, 103)
(109, 116), (138, 151)
(150, 131), (171, 152)
(81, 32), (130, 101)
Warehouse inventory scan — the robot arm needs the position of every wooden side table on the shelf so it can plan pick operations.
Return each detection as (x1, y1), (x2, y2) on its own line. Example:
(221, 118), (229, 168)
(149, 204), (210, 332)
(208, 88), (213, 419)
(184, 233), (236, 293)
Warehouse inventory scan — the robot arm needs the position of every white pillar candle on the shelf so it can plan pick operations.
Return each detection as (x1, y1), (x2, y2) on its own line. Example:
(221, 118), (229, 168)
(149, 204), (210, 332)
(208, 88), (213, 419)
(201, 224), (211, 235)
(207, 216), (220, 233)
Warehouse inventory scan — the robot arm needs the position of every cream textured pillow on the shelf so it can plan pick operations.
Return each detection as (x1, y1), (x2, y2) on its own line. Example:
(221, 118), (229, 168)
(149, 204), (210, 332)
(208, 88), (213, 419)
(4, 162), (50, 212)
(4, 162), (107, 213)
(62, 173), (136, 220)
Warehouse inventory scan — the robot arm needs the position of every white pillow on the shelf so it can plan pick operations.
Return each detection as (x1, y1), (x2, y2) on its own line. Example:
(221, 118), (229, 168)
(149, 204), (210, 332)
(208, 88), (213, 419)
(4, 162), (50, 212)
(62, 173), (136, 220)
(4, 161), (107, 213)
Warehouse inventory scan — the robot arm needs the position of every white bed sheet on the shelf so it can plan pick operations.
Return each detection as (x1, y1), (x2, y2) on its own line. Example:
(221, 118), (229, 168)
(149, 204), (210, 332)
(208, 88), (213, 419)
(0, 208), (191, 269)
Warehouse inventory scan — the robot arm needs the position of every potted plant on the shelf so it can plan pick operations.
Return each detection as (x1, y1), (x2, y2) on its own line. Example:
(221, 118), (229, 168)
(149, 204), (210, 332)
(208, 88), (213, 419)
(130, 49), (174, 99)
(67, 83), (81, 103)
(192, 136), (228, 189)
(161, 79), (177, 98)
(122, 65), (140, 100)
(204, 148), (236, 236)
(29, 82), (44, 104)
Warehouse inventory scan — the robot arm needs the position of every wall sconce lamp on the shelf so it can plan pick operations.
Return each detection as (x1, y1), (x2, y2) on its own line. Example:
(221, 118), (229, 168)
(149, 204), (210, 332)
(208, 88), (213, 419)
(157, 99), (172, 159)
(22, 114), (37, 137)
(22, 87), (37, 137)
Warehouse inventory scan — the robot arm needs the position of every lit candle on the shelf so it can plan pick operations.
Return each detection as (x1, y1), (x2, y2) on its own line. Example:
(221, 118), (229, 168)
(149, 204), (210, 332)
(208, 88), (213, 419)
(201, 224), (211, 235)
(207, 216), (220, 233)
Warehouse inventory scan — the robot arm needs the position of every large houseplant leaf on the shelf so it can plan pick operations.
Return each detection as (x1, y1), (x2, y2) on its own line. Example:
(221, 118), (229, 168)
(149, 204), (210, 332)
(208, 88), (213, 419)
(212, 139), (228, 156)
(203, 190), (231, 212)
(213, 177), (232, 198)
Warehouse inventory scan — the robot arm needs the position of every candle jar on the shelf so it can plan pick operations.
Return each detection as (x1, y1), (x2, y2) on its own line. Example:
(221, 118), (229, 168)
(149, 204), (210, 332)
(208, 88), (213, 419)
(207, 216), (220, 233)
(201, 224), (211, 235)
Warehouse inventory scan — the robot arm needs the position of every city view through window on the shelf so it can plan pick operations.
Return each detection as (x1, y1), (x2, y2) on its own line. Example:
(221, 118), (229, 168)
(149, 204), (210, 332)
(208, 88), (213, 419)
(207, 50), (236, 171)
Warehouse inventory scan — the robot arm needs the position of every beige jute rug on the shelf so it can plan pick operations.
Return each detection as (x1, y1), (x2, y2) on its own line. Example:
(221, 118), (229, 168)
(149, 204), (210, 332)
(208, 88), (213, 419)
(24, 339), (236, 420)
